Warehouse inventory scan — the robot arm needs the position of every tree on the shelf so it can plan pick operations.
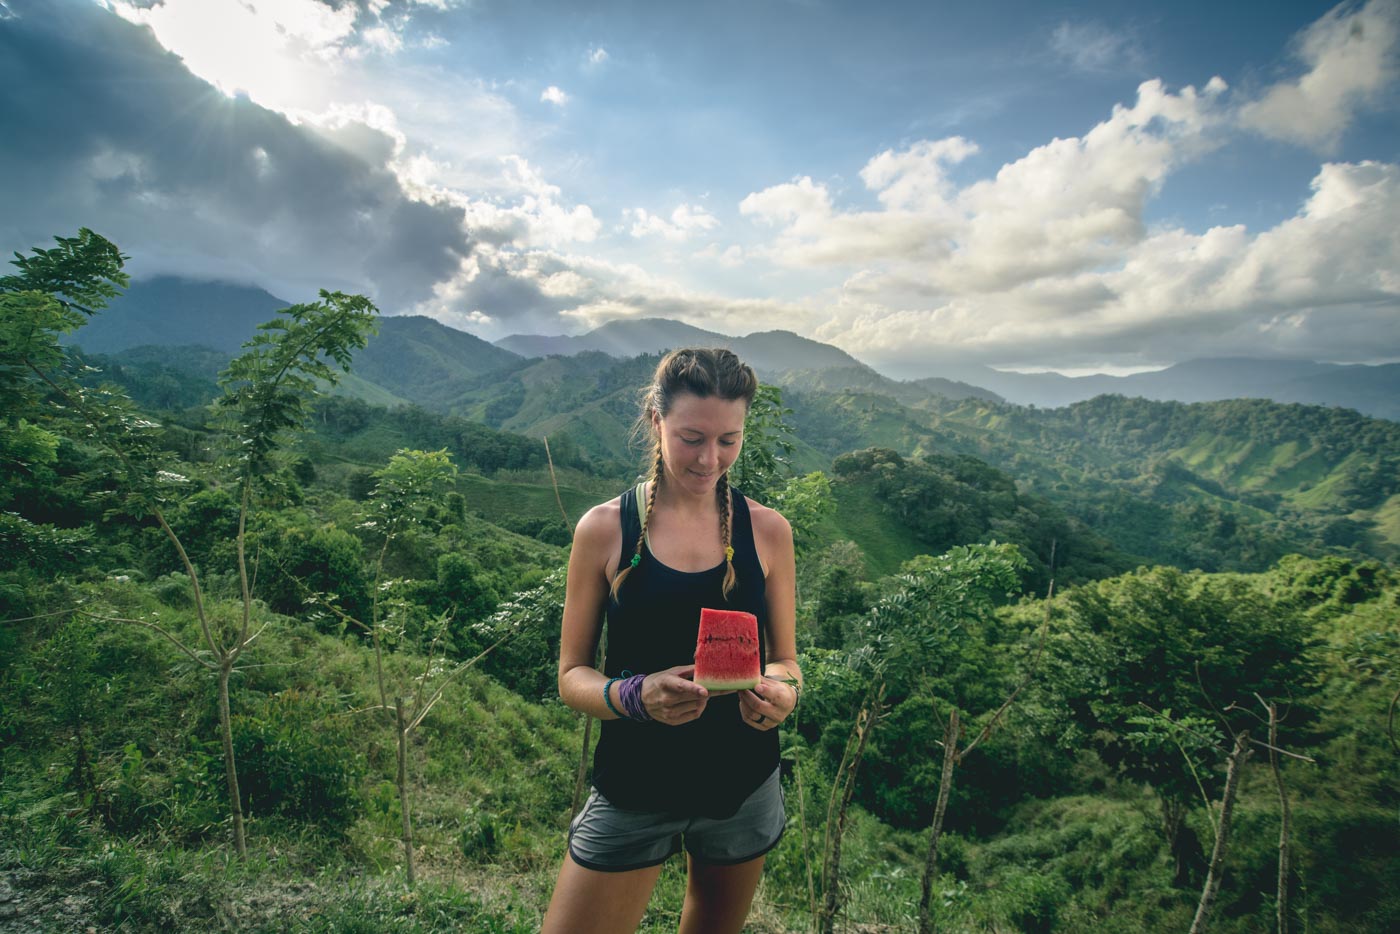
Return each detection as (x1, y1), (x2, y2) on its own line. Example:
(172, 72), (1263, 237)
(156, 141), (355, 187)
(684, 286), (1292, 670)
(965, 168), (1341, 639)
(768, 470), (834, 558)
(1043, 566), (1313, 887)
(2, 229), (379, 858)
(730, 383), (795, 502)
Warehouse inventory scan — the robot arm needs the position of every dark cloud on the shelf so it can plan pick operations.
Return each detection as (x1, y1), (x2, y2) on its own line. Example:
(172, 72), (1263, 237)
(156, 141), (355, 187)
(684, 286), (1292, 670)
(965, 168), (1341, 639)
(0, 0), (474, 310)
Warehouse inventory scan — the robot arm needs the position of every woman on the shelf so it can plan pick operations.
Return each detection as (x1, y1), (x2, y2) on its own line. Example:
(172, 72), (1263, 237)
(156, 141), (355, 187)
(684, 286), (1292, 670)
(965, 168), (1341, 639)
(542, 348), (802, 934)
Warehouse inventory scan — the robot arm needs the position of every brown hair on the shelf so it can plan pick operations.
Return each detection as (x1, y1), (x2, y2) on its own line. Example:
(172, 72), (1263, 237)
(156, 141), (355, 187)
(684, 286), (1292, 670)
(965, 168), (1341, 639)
(611, 348), (758, 600)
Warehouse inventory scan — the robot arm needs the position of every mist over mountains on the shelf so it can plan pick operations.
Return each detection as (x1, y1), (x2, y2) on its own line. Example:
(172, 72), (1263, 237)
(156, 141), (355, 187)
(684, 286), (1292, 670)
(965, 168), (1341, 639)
(74, 277), (1400, 422)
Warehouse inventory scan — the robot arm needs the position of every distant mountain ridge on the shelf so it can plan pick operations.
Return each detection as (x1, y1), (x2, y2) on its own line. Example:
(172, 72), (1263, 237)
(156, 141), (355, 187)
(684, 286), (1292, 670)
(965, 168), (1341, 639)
(498, 318), (1397, 420)
(919, 358), (1400, 421)
(64, 276), (291, 355)
(73, 279), (1399, 422)
(63, 279), (1400, 567)
(349, 315), (523, 404)
(496, 317), (864, 378)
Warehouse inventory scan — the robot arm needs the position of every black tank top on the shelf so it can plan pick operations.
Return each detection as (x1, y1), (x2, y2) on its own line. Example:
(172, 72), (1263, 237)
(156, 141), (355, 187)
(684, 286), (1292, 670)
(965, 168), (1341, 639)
(591, 484), (780, 818)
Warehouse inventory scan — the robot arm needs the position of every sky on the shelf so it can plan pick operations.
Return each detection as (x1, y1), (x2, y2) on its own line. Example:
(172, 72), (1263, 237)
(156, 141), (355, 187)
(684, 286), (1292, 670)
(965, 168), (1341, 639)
(1, 0), (1398, 378)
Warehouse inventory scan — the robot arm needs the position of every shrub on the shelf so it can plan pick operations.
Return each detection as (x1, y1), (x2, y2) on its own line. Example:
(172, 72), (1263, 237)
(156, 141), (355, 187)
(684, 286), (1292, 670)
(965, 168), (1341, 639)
(229, 690), (364, 835)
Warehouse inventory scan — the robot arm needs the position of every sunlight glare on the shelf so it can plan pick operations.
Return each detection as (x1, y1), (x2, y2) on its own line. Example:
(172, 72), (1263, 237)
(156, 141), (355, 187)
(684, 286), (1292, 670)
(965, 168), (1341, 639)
(105, 0), (354, 114)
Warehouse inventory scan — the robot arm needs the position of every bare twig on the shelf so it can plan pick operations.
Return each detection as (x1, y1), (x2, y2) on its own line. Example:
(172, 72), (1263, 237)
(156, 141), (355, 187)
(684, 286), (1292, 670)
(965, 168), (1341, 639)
(543, 435), (571, 528)
(396, 698), (416, 887)
(72, 609), (215, 670)
(408, 627), (522, 733)
(0, 607), (90, 623)
(1137, 702), (1316, 764)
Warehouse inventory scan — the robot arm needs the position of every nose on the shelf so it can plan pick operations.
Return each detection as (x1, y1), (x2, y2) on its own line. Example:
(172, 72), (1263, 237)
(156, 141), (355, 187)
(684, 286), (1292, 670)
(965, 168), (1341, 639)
(697, 442), (719, 468)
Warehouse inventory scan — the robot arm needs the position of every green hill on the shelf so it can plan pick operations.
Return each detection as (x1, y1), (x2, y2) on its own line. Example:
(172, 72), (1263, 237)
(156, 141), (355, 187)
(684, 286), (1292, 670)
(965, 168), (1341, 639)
(66, 276), (291, 354)
(350, 315), (523, 405)
(791, 391), (1400, 568)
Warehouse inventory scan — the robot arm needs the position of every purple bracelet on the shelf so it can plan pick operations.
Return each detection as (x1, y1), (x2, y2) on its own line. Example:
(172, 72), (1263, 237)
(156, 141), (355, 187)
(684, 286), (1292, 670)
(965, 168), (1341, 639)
(617, 671), (652, 721)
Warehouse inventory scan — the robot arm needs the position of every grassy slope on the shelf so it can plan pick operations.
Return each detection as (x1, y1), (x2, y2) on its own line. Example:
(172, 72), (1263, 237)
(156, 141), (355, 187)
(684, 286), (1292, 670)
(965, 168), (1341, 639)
(817, 480), (931, 578)
(327, 371), (413, 409)
(1366, 493), (1400, 550)
(457, 471), (614, 527)
(0, 582), (810, 933)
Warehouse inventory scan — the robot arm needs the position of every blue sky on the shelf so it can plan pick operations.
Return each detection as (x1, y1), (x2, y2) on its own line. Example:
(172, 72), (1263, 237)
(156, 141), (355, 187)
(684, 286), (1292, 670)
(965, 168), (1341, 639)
(1, 0), (1397, 376)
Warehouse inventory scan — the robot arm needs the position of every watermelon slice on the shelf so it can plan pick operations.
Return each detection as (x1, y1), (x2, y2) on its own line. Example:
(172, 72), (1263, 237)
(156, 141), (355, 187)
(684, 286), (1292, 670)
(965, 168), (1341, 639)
(694, 608), (761, 690)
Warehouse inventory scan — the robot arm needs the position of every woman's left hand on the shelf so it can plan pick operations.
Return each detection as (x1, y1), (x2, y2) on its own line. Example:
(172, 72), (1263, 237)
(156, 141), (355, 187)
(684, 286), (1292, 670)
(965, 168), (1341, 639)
(739, 675), (798, 731)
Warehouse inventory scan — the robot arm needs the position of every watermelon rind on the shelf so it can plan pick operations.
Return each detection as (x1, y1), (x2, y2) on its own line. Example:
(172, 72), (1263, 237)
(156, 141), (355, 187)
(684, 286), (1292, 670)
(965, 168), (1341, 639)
(695, 674), (761, 691)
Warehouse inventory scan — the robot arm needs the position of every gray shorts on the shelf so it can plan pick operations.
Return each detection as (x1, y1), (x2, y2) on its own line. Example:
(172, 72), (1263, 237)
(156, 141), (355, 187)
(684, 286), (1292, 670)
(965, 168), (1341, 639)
(568, 768), (786, 872)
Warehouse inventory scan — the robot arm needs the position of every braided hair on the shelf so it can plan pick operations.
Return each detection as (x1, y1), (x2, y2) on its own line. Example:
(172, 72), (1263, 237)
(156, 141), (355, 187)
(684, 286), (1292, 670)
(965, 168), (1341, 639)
(610, 348), (758, 600)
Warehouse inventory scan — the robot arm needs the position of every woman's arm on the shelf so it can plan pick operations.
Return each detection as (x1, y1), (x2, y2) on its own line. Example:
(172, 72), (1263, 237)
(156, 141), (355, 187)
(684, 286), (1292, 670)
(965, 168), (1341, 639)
(742, 500), (802, 725)
(557, 501), (624, 719)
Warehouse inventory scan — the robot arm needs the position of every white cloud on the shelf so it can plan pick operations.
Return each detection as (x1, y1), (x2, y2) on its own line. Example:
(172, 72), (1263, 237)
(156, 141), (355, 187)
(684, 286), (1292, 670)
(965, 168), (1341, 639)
(815, 158), (1400, 371)
(361, 25), (404, 54)
(728, 42), (1400, 372)
(740, 175), (832, 225)
(1239, 0), (1400, 149)
(104, 0), (450, 114)
(541, 85), (570, 105)
(742, 79), (1227, 286)
(697, 243), (745, 267)
(1050, 20), (1144, 72)
(537, 270), (592, 297)
(405, 239), (811, 341)
(627, 203), (719, 241)
(859, 137), (977, 211)
(589, 46), (609, 65)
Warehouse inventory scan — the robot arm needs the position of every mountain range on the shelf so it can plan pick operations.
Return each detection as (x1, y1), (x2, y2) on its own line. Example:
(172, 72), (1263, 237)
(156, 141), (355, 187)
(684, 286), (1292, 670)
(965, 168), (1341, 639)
(65, 277), (1400, 569)
(72, 277), (1400, 422)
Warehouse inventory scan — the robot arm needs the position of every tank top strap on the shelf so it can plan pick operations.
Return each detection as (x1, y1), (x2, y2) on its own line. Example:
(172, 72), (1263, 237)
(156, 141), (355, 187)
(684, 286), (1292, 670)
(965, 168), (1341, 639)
(617, 482), (644, 570)
(728, 487), (761, 573)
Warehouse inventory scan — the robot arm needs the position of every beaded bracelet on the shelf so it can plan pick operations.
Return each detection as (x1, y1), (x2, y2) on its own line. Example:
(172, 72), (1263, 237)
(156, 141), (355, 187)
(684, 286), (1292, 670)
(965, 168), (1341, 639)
(602, 676), (625, 719)
(617, 672), (652, 721)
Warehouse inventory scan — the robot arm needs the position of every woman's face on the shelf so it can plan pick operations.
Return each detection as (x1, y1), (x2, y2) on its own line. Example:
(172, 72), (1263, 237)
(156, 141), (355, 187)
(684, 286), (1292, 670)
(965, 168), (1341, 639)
(653, 391), (748, 496)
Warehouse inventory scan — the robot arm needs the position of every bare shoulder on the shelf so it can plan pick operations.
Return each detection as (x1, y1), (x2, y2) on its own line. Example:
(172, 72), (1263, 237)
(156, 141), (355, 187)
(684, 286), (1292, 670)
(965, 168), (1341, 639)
(744, 496), (793, 549)
(573, 496), (623, 551)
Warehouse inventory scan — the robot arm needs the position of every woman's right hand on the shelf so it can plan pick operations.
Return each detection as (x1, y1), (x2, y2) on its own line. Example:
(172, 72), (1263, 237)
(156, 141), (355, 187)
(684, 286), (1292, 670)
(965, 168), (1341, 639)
(640, 665), (710, 725)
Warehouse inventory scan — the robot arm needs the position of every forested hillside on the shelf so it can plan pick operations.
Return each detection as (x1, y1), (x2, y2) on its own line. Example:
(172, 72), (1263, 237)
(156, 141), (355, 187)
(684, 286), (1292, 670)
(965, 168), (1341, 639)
(3, 234), (1397, 932)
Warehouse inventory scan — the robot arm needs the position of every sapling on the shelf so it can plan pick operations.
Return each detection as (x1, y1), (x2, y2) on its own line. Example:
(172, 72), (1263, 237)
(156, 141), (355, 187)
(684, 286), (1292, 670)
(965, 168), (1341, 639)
(916, 545), (1055, 934)
(286, 447), (561, 884)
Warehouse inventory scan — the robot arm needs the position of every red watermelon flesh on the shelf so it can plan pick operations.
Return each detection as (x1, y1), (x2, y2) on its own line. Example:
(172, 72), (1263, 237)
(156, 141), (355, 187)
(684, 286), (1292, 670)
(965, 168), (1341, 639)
(694, 608), (761, 690)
